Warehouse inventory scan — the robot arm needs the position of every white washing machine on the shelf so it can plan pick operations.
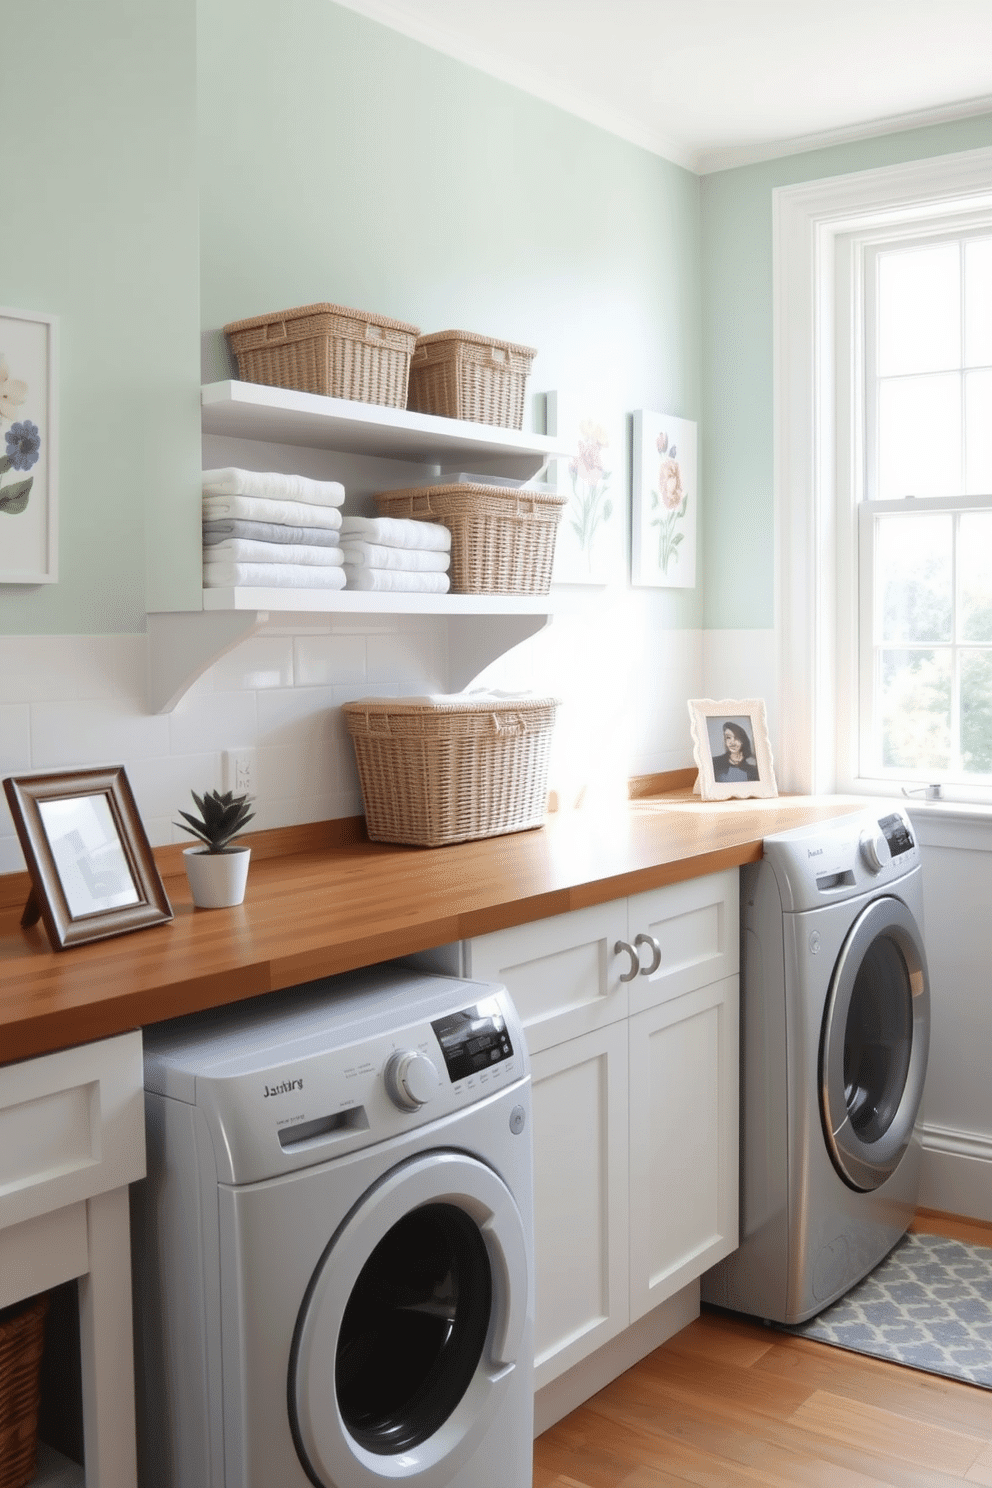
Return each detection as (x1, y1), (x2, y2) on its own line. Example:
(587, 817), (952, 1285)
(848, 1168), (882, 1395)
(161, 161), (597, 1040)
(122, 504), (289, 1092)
(131, 963), (534, 1488)
(701, 806), (930, 1325)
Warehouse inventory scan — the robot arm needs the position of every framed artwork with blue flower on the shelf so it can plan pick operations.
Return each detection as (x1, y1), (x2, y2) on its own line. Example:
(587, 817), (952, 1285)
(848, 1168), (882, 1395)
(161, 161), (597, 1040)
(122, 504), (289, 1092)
(0, 307), (58, 583)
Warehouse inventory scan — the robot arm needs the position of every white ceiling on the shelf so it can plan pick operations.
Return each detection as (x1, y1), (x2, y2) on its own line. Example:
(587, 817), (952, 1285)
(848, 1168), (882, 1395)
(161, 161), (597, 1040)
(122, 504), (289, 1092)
(334, 0), (992, 173)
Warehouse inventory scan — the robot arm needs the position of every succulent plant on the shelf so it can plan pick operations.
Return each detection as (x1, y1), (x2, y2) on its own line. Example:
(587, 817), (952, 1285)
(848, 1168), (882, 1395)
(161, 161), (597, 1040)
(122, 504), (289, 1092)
(175, 788), (255, 854)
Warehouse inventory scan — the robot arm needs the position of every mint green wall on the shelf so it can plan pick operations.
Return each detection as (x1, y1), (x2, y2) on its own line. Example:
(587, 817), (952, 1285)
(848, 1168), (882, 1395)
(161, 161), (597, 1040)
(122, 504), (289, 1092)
(197, 0), (703, 625)
(0, 0), (202, 634)
(700, 114), (992, 631)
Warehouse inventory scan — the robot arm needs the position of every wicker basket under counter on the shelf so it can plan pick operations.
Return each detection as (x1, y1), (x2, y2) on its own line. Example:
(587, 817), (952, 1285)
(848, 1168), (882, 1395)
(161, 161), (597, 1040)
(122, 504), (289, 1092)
(343, 694), (559, 847)
(407, 331), (537, 428)
(372, 481), (566, 595)
(0, 1293), (48, 1488)
(223, 302), (420, 408)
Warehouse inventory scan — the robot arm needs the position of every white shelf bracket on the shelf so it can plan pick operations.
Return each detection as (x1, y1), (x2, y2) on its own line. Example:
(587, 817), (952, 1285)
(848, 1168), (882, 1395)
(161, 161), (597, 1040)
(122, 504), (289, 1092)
(146, 610), (267, 713)
(447, 612), (553, 691)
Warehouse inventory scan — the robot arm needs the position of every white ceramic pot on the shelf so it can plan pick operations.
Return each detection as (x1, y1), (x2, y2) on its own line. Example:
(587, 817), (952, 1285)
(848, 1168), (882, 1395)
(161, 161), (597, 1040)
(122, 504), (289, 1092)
(183, 845), (251, 909)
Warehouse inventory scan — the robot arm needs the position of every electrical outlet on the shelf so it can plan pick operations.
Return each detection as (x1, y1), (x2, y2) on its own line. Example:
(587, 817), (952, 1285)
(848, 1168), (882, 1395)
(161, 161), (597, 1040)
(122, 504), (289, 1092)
(222, 748), (256, 797)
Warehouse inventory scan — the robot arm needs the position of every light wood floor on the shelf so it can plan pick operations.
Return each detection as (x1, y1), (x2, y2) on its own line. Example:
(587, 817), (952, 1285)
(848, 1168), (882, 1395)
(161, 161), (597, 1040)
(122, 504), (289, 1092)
(534, 1210), (992, 1487)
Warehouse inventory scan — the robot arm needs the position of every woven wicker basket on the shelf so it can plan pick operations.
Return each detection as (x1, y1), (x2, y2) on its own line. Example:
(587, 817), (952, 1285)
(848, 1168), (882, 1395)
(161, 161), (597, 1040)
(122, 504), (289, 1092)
(223, 303), (420, 408)
(407, 331), (536, 428)
(373, 482), (566, 595)
(343, 694), (558, 847)
(0, 1293), (48, 1488)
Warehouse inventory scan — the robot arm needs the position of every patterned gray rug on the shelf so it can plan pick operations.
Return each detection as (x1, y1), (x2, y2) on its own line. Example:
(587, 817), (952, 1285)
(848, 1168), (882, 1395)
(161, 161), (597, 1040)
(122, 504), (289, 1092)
(783, 1231), (992, 1388)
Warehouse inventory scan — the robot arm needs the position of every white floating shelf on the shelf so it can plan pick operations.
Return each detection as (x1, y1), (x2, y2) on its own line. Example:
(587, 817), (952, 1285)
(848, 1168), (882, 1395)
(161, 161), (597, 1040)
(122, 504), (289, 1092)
(201, 381), (560, 468)
(200, 587), (555, 614)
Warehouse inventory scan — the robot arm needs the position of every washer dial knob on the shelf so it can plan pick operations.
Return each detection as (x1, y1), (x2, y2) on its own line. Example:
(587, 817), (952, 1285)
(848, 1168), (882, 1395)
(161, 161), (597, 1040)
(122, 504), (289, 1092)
(384, 1050), (439, 1111)
(858, 828), (887, 874)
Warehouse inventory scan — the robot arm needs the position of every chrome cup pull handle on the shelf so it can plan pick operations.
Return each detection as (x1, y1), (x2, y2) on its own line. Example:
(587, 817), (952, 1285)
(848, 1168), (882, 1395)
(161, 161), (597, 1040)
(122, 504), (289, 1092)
(615, 939), (639, 983)
(634, 932), (662, 976)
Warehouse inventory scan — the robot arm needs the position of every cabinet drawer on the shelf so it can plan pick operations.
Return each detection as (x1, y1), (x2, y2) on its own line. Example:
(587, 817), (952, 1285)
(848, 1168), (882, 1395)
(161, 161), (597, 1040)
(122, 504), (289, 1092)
(0, 1031), (145, 1232)
(627, 868), (739, 1015)
(466, 900), (629, 1054)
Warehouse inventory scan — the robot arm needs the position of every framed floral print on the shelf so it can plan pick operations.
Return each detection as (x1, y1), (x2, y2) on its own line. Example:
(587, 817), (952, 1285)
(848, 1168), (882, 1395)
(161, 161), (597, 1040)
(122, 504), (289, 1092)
(0, 307), (58, 583)
(688, 697), (778, 801)
(631, 410), (696, 588)
(546, 389), (626, 585)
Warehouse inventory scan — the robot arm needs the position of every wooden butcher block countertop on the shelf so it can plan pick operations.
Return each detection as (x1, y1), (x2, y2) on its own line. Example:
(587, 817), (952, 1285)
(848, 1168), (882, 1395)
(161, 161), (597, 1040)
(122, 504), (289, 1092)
(0, 778), (865, 1064)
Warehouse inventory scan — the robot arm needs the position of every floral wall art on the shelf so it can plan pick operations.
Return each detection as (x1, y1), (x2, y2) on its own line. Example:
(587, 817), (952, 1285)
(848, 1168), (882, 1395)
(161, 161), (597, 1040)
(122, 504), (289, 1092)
(0, 308), (58, 584)
(546, 390), (626, 585)
(631, 410), (697, 589)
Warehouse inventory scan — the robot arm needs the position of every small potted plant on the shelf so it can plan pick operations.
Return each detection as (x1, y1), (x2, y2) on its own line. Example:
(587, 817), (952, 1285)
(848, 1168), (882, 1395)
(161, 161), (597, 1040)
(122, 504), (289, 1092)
(175, 788), (255, 909)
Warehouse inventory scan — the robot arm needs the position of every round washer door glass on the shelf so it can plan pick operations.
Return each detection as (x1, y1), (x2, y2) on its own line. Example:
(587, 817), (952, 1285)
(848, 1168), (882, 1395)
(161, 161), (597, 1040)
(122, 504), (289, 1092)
(289, 1149), (529, 1488)
(820, 895), (930, 1192)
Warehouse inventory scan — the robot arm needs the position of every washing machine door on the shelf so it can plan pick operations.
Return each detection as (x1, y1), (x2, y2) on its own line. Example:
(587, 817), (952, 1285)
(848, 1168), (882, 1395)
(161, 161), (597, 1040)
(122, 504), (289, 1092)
(819, 895), (930, 1192)
(289, 1148), (529, 1488)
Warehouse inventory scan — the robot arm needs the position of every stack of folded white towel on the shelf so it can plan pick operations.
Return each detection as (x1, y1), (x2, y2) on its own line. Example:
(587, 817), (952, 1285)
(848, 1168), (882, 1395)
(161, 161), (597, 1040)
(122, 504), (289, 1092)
(202, 468), (346, 589)
(339, 516), (451, 593)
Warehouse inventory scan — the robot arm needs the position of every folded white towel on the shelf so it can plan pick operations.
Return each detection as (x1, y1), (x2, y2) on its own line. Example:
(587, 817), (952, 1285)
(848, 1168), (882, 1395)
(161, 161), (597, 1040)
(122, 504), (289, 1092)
(340, 515), (450, 551)
(339, 540), (449, 573)
(202, 539), (345, 567)
(202, 467), (345, 507)
(203, 562), (348, 589)
(343, 566), (450, 593)
(203, 494), (342, 530)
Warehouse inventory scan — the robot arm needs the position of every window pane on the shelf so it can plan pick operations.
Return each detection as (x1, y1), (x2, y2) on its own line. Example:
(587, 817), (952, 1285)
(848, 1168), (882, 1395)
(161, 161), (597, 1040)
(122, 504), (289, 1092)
(965, 368), (992, 494)
(878, 243), (960, 376)
(961, 650), (992, 776)
(878, 373), (961, 498)
(879, 649), (952, 771)
(876, 513), (952, 643)
(960, 512), (992, 642)
(965, 237), (992, 368)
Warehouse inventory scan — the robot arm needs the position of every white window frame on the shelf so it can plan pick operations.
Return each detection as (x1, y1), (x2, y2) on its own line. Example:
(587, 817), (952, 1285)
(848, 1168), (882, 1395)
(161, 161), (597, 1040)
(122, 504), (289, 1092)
(772, 146), (992, 798)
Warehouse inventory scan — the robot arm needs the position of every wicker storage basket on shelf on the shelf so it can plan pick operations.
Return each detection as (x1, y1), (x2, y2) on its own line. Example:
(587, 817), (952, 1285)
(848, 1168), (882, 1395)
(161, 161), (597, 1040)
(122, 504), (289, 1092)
(0, 1293), (48, 1488)
(373, 482), (566, 595)
(223, 303), (420, 408)
(342, 694), (559, 847)
(407, 331), (537, 428)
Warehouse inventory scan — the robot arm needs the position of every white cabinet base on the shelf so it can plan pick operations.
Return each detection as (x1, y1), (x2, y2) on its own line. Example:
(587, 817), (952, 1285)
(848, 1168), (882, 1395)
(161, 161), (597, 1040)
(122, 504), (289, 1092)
(533, 1281), (700, 1437)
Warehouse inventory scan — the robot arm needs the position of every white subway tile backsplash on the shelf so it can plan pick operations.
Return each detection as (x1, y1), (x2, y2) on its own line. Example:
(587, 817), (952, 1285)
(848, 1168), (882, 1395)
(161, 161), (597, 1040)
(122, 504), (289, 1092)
(293, 632), (367, 688)
(30, 698), (172, 769)
(169, 689), (258, 755)
(0, 612), (705, 871)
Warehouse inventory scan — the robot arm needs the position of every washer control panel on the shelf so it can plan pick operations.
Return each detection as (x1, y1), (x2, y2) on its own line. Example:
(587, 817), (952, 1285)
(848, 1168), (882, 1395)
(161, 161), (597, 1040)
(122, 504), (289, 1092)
(431, 1002), (515, 1083)
(762, 805), (921, 913)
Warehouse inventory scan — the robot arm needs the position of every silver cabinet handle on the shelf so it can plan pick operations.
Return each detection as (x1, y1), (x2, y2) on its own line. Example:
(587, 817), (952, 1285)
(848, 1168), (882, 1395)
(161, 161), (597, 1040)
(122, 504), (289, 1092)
(615, 939), (639, 983)
(635, 932), (662, 976)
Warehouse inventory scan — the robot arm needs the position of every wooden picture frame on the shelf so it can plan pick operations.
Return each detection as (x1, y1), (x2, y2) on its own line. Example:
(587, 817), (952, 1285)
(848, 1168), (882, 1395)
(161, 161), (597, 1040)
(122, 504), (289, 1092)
(688, 698), (778, 801)
(3, 767), (173, 950)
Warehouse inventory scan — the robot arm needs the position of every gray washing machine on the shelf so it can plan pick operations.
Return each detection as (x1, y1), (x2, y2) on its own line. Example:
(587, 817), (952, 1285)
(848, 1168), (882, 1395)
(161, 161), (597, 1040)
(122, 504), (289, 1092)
(702, 806), (930, 1324)
(131, 963), (534, 1488)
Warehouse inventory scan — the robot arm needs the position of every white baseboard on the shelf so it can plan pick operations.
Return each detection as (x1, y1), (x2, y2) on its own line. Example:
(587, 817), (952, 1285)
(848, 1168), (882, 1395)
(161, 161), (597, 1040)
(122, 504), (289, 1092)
(533, 1282), (699, 1437)
(920, 1123), (992, 1222)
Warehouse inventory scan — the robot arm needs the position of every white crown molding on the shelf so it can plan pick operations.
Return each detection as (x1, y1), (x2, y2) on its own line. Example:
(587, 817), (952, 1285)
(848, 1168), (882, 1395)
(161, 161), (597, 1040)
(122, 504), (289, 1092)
(695, 93), (992, 175)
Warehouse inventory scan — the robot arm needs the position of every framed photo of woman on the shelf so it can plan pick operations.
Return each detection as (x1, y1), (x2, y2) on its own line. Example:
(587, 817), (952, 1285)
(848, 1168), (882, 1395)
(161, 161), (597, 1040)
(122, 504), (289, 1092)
(688, 698), (778, 801)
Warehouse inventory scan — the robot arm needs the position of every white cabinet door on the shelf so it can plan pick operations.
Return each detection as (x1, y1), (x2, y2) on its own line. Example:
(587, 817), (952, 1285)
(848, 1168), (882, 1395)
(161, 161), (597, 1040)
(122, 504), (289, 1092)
(626, 869), (739, 1016)
(529, 1021), (629, 1389)
(466, 899), (629, 1054)
(628, 974), (739, 1322)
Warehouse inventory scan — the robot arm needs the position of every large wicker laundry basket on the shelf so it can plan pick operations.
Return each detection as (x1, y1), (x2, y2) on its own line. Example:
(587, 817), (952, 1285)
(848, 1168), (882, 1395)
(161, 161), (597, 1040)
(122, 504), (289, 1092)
(223, 302), (420, 408)
(0, 1293), (48, 1488)
(372, 482), (566, 595)
(342, 694), (559, 847)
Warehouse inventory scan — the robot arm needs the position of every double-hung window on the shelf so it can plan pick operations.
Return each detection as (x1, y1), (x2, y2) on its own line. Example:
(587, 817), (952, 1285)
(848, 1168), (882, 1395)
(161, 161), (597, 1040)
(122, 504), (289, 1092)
(860, 230), (992, 787)
(773, 149), (992, 800)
